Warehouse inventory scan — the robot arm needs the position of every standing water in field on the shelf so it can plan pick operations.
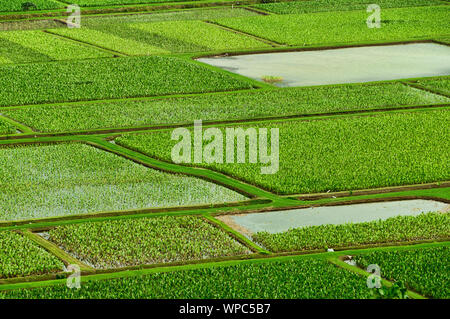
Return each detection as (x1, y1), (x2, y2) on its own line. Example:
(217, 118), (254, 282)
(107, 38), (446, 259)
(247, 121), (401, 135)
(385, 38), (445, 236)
(198, 43), (450, 87)
(221, 199), (449, 234)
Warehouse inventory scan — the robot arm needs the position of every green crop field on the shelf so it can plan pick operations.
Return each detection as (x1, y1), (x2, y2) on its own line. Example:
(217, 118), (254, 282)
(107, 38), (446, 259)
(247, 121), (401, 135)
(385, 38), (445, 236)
(417, 77), (450, 95)
(0, 258), (372, 298)
(0, 0), (63, 12)
(254, 0), (445, 14)
(46, 216), (250, 268)
(0, 143), (245, 221)
(0, 0), (448, 303)
(116, 109), (450, 194)
(252, 212), (450, 252)
(355, 246), (450, 299)
(0, 30), (111, 62)
(0, 231), (64, 278)
(215, 6), (450, 46)
(0, 55), (251, 106)
(5, 82), (447, 133)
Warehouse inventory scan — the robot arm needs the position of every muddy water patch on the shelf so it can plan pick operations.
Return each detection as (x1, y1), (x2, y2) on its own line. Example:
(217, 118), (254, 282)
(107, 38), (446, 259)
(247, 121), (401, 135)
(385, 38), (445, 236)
(222, 199), (449, 234)
(198, 43), (450, 87)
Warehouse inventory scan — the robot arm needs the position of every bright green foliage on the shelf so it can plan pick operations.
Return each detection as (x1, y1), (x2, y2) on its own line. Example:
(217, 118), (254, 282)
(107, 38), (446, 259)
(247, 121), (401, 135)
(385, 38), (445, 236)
(0, 117), (16, 134)
(75, 0), (201, 6)
(0, 19), (64, 31)
(417, 77), (450, 96)
(47, 216), (250, 268)
(48, 28), (169, 55)
(355, 246), (450, 298)
(0, 231), (64, 278)
(83, 8), (258, 26)
(0, 56), (251, 106)
(0, 37), (51, 64)
(0, 258), (372, 298)
(0, 143), (246, 221)
(0, 31), (111, 61)
(215, 7), (450, 46)
(255, 0), (445, 14)
(252, 213), (450, 252)
(0, 0), (63, 12)
(132, 20), (269, 52)
(117, 109), (450, 194)
(6, 82), (448, 133)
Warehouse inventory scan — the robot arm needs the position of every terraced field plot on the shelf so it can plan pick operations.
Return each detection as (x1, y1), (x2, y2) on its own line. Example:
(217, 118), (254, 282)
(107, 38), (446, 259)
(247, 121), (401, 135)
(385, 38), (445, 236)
(0, 56), (251, 106)
(0, 0), (63, 12)
(0, 30), (111, 63)
(0, 231), (64, 278)
(355, 246), (450, 299)
(215, 6), (450, 46)
(45, 216), (250, 269)
(0, 257), (373, 299)
(251, 212), (450, 252)
(254, 0), (446, 14)
(117, 109), (450, 194)
(5, 82), (448, 133)
(0, 143), (246, 221)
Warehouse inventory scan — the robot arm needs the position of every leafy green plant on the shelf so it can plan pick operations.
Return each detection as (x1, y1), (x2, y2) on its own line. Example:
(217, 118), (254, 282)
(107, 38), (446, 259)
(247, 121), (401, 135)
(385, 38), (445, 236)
(261, 75), (283, 84)
(0, 231), (64, 278)
(355, 246), (450, 298)
(370, 282), (408, 299)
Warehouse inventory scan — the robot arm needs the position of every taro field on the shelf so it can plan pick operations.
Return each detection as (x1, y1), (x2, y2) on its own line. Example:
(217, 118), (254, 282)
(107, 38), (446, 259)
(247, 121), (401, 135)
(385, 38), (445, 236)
(0, 0), (448, 301)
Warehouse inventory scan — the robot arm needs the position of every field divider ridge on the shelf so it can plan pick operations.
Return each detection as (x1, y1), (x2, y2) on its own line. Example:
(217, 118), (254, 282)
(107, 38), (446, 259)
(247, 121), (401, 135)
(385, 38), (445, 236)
(0, 113), (34, 134)
(401, 80), (450, 99)
(43, 29), (128, 57)
(87, 137), (282, 201)
(328, 257), (426, 299)
(203, 20), (281, 47)
(20, 229), (94, 271)
(202, 213), (271, 254)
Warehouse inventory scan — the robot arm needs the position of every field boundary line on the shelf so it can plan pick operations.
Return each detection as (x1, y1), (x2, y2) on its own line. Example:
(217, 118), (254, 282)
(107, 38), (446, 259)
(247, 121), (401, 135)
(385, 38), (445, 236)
(203, 20), (280, 47)
(88, 137), (281, 200)
(205, 20), (285, 46)
(328, 257), (427, 299)
(401, 81), (450, 99)
(20, 229), (93, 271)
(0, 113), (34, 133)
(1, 241), (447, 292)
(43, 29), (128, 57)
(296, 181), (450, 201)
(202, 213), (270, 254)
